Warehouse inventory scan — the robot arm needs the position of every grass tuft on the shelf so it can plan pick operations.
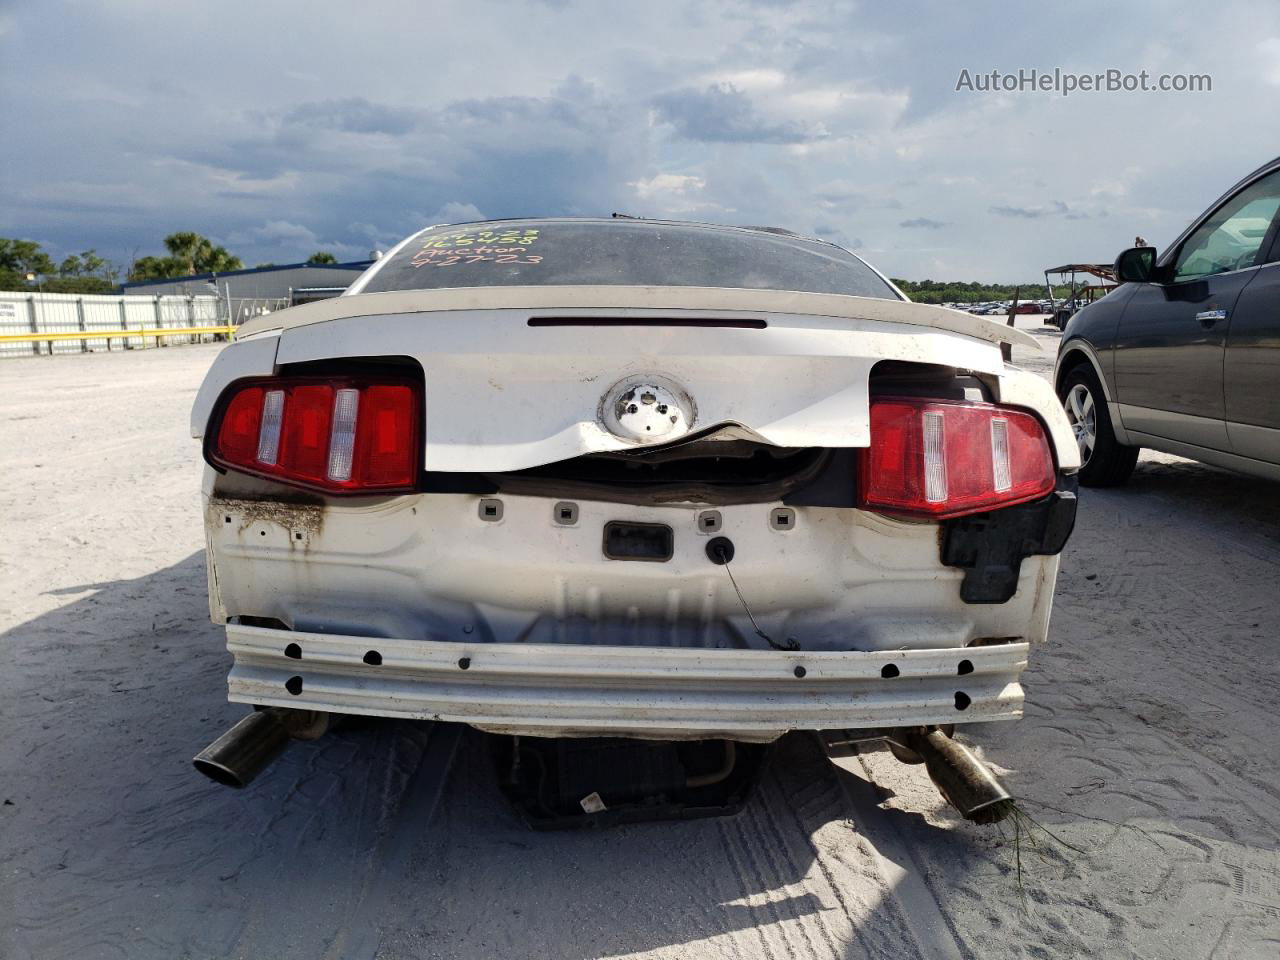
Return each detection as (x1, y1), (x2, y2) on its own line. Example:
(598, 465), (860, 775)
(989, 798), (1087, 906)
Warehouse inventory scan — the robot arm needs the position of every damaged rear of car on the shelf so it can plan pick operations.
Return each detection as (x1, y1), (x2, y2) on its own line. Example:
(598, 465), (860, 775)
(190, 219), (1078, 817)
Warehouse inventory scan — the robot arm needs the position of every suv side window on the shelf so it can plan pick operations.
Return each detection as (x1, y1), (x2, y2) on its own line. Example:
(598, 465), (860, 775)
(1172, 169), (1280, 282)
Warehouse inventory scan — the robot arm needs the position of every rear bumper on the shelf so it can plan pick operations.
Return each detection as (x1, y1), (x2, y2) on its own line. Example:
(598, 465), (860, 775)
(226, 623), (1029, 741)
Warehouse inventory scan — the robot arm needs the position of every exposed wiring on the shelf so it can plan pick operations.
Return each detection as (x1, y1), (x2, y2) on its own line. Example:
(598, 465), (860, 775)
(715, 544), (800, 651)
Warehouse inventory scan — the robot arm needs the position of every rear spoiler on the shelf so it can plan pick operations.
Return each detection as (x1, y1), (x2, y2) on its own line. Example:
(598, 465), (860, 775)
(234, 285), (1042, 352)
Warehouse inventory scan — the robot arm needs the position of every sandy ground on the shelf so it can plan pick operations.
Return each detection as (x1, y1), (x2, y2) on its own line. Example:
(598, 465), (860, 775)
(2, 331), (1279, 960)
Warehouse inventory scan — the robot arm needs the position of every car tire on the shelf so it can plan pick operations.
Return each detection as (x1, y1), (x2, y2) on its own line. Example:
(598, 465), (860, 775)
(1059, 363), (1138, 487)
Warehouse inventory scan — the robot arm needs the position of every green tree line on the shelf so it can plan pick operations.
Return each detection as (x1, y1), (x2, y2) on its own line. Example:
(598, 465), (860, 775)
(890, 278), (1072, 304)
(0, 238), (120, 294)
(1, 232), (344, 294)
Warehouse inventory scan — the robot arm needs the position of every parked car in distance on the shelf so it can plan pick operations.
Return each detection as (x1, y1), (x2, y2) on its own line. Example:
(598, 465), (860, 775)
(1055, 156), (1280, 485)
(189, 218), (1080, 819)
(1010, 302), (1042, 315)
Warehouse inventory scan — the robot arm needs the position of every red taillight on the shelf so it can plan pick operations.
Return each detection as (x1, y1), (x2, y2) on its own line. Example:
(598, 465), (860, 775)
(858, 397), (1054, 519)
(209, 376), (421, 494)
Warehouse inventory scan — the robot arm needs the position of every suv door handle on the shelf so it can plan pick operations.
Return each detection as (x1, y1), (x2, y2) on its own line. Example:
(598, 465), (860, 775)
(1195, 309), (1228, 326)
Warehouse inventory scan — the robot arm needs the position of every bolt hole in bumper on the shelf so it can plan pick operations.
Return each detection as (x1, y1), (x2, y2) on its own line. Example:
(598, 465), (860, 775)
(226, 623), (1028, 741)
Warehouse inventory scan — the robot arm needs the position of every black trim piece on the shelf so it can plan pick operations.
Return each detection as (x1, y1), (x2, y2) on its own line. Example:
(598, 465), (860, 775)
(474, 433), (831, 507)
(528, 317), (767, 329)
(480, 473), (806, 506)
(781, 448), (858, 507)
(1261, 203), (1280, 265)
(602, 521), (674, 562)
(420, 472), (499, 495)
(414, 452), (831, 506)
(940, 476), (1079, 604)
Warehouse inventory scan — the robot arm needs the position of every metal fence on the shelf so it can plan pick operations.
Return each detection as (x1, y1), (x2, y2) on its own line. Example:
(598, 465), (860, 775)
(0, 292), (288, 359)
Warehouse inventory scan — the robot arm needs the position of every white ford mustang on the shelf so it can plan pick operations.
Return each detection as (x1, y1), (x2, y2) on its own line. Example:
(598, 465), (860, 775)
(190, 219), (1078, 813)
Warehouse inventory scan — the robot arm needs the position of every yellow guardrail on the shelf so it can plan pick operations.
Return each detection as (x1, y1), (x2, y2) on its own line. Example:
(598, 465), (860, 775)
(0, 325), (236, 344)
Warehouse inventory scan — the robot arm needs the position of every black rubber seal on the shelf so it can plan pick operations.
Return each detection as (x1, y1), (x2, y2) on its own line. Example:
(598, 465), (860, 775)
(940, 476), (1079, 604)
(706, 536), (735, 565)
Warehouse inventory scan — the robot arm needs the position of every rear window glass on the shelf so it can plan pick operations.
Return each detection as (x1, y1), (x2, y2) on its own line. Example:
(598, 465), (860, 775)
(359, 220), (899, 299)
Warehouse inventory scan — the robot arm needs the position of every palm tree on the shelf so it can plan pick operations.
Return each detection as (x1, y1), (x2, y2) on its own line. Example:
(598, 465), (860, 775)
(163, 232), (212, 274)
(162, 232), (243, 274)
(203, 245), (243, 273)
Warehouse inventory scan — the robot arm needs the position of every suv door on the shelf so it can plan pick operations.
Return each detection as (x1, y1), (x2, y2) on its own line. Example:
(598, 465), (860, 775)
(1112, 168), (1280, 451)
(1225, 221), (1280, 465)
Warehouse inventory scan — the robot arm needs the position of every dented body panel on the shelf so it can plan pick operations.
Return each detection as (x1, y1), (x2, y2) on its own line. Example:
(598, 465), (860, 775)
(200, 466), (1062, 740)
(195, 226), (1075, 743)
(193, 295), (1076, 473)
(203, 478), (1060, 647)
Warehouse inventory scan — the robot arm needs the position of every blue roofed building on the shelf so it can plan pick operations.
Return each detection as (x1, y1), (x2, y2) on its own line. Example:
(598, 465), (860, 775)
(120, 259), (376, 307)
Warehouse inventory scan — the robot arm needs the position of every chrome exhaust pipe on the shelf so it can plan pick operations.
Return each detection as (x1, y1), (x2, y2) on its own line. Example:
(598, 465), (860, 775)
(193, 708), (329, 788)
(898, 727), (1013, 824)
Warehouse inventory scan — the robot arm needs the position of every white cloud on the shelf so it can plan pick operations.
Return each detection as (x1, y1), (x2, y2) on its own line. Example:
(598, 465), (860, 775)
(426, 202), (486, 226)
(628, 174), (719, 216)
(249, 220), (320, 246)
(1259, 38), (1280, 86)
(705, 69), (787, 92)
(226, 220), (366, 261)
(629, 174), (706, 199)
(3, 0), (1277, 280)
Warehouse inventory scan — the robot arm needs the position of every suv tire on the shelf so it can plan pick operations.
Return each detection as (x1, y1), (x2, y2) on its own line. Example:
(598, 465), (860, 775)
(1059, 363), (1138, 487)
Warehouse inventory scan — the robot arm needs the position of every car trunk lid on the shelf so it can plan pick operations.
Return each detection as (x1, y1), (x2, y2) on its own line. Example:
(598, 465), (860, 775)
(240, 287), (1035, 473)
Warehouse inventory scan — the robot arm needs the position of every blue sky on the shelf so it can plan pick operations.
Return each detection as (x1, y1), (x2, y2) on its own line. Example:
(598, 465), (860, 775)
(3, 0), (1278, 280)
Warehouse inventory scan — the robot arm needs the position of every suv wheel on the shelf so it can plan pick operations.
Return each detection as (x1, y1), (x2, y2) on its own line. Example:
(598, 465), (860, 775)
(1059, 364), (1138, 487)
